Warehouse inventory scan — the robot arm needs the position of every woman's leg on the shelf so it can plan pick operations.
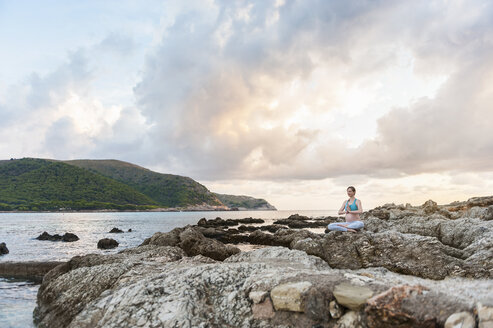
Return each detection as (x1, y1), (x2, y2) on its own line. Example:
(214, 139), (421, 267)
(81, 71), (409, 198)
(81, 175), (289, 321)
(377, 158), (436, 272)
(327, 223), (348, 232)
(347, 221), (364, 230)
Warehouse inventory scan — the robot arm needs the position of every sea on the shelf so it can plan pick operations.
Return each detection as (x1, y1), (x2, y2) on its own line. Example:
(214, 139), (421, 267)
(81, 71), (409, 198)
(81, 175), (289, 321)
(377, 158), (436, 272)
(0, 210), (335, 328)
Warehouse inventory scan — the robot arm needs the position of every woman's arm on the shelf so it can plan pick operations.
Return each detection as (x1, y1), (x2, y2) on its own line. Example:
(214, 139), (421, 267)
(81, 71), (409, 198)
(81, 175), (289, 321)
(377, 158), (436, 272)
(347, 200), (363, 214)
(338, 201), (347, 215)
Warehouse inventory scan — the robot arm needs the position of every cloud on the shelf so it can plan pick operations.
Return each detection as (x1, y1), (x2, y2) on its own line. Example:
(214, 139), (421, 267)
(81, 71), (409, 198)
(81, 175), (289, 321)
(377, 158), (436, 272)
(2, 0), (493, 190)
(133, 0), (493, 181)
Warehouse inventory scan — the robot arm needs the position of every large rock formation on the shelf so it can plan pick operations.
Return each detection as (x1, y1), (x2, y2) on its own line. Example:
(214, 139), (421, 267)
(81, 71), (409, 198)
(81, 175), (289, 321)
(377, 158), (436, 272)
(34, 246), (492, 328)
(33, 196), (493, 327)
(196, 197), (493, 279)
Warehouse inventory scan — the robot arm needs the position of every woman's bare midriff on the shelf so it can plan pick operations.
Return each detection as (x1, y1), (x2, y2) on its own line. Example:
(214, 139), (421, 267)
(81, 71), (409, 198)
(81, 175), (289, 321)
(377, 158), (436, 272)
(345, 213), (360, 222)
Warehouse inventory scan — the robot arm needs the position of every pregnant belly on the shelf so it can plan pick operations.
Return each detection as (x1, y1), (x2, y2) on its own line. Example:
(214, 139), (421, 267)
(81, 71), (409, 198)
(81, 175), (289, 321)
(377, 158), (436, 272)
(345, 213), (360, 222)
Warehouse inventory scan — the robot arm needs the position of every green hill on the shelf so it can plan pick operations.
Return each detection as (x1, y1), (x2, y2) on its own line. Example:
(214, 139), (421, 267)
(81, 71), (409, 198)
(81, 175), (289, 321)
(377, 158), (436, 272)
(0, 158), (158, 211)
(64, 159), (223, 208)
(214, 193), (276, 210)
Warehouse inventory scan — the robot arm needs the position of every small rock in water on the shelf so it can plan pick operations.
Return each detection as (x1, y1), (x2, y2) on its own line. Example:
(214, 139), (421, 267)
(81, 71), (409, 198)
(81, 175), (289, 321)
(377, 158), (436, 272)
(0, 242), (9, 255)
(62, 233), (79, 242)
(109, 227), (124, 233)
(97, 238), (119, 249)
(127, 229), (132, 232)
(36, 232), (78, 242)
(36, 231), (62, 241)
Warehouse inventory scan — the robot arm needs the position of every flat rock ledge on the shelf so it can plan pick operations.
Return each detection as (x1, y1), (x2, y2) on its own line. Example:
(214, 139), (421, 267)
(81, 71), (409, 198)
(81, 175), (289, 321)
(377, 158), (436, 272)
(0, 261), (65, 282)
(34, 245), (493, 328)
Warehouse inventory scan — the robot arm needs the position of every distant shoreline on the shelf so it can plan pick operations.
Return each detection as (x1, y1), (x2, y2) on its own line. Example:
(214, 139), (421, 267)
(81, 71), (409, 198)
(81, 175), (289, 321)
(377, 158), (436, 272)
(0, 208), (278, 214)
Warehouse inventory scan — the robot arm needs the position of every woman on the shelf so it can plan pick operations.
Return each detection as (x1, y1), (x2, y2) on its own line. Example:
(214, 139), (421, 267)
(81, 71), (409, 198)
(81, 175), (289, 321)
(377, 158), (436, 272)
(327, 186), (364, 232)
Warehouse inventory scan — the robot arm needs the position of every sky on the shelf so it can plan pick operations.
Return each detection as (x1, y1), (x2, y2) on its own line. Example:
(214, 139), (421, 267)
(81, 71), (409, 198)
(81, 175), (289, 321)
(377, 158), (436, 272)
(1, 0), (493, 210)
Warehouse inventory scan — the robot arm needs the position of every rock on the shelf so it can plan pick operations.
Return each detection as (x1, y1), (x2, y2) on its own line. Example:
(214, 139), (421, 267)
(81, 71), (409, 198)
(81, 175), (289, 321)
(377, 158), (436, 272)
(33, 246), (490, 328)
(36, 232), (79, 242)
(249, 291), (268, 304)
(444, 311), (475, 328)
(0, 242), (8, 255)
(481, 206), (493, 221)
(330, 300), (343, 319)
(333, 283), (373, 310)
(236, 217), (265, 224)
(259, 224), (287, 233)
(36, 231), (63, 241)
(197, 218), (208, 226)
(97, 238), (119, 249)
(335, 311), (364, 328)
(252, 297), (275, 319)
(127, 229), (132, 232)
(422, 199), (439, 214)
(195, 217), (238, 228)
(141, 227), (183, 247)
(478, 303), (493, 328)
(0, 261), (64, 282)
(270, 281), (312, 312)
(364, 284), (470, 327)
(34, 246), (186, 328)
(291, 228), (491, 279)
(62, 233), (79, 242)
(287, 214), (311, 220)
(109, 227), (124, 233)
(178, 227), (240, 261)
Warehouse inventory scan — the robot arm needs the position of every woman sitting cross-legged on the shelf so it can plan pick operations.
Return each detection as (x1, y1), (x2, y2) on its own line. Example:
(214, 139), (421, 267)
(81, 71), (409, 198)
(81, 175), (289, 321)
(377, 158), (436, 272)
(327, 186), (364, 233)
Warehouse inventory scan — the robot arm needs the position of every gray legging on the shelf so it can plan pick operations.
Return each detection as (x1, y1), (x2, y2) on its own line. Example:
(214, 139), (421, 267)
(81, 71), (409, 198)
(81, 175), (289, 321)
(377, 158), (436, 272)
(327, 221), (364, 232)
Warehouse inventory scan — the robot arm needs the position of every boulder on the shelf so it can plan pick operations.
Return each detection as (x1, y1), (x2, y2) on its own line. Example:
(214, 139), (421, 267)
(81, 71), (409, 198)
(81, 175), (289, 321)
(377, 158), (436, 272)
(143, 227), (240, 261)
(195, 217), (238, 227)
(333, 283), (373, 310)
(330, 300), (343, 319)
(109, 227), (123, 233)
(478, 303), (493, 328)
(34, 246), (489, 328)
(36, 231), (62, 241)
(36, 232), (79, 242)
(62, 233), (79, 242)
(0, 242), (9, 255)
(364, 284), (471, 328)
(179, 227), (240, 261)
(270, 281), (312, 312)
(97, 238), (119, 249)
(444, 311), (475, 328)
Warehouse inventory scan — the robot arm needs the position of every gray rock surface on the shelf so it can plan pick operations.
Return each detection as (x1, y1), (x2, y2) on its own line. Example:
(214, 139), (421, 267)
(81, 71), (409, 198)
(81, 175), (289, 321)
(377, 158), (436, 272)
(202, 196), (493, 279)
(33, 196), (493, 327)
(142, 226), (240, 261)
(35, 246), (493, 328)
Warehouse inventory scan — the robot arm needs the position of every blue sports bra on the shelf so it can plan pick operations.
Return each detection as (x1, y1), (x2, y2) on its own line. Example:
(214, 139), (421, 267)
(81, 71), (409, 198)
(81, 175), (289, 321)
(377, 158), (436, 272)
(344, 199), (358, 211)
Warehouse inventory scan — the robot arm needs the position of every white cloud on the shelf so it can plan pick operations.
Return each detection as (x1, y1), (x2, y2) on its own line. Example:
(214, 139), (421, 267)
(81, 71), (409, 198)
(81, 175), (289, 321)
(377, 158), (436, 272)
(2, 0), (493, 208)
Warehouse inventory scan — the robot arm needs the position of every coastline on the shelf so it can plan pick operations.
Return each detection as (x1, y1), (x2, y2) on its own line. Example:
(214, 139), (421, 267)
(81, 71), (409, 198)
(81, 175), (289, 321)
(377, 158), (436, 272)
(1, 198), (492, 327)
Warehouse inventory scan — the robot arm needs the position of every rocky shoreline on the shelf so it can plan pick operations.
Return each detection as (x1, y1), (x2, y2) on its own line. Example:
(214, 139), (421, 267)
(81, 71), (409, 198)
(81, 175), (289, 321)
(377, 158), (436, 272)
(10, 196), (493, 327)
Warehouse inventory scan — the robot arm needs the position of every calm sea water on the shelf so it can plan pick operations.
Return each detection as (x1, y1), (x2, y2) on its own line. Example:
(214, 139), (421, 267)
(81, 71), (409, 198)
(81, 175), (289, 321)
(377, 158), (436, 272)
(0, 210), (335, 328)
